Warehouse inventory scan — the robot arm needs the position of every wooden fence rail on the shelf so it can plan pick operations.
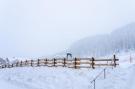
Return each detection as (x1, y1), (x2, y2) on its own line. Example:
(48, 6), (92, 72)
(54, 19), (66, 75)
(0, 55), (119, 69)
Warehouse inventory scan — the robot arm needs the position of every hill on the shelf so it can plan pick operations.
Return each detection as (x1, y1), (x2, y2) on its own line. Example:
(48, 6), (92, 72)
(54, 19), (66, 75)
(68, 23), (135, 57)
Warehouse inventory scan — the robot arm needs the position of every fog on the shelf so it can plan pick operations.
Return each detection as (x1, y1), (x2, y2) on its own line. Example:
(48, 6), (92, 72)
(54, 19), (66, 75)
(0, 0), (135, 57)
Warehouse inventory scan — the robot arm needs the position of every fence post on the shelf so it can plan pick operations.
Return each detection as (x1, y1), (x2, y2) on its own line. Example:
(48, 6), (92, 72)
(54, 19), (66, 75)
(53, 58), (56, 67)
(31, 60), (33, 67)
(25, 60), (27, 66)
(74, 58), (77, 69)
(113, 55), (116, 67)
(63, 58), (66, 67)
(44, 59), (48, 66)
(20, 61), (22, 67)
(37, 59), (40, 66)
(92, 57), (95, 69)
(104, 69), (106, 79)
(4, 64), (7, 68)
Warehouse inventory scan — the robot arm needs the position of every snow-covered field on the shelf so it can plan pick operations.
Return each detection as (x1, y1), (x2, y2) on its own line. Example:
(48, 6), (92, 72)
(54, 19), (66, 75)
(0, 52), (135, 89)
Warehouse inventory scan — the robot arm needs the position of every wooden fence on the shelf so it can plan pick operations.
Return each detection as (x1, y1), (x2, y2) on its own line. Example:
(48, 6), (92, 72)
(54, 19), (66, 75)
(0, 55), (119, 69)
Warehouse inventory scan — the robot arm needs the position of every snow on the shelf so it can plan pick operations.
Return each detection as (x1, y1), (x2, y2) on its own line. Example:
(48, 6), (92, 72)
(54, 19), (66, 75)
(0, 67), (101, 89)
(0, 52), (135, 89)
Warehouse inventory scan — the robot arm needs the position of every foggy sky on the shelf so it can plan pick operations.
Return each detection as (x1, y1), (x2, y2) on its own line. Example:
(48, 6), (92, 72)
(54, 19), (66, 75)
(0, 0), (135, 58)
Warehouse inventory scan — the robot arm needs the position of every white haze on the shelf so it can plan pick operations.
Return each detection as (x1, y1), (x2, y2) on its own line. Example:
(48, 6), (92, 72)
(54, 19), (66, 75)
(0, 0), (135, 57)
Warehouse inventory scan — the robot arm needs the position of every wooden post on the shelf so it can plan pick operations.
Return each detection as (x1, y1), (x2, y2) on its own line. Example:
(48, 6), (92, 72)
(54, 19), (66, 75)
(44, 59), (48, 66)
(63, 58), (66, 67)
(92, 57), (95, 69)
(74, 58), (77, 69)
(20, 61), (23, 67)
(25, 60), (28, 65)
(4, 65), (6, 68)
(53, 58), (56, 67)
(31, 60), (33, 67)
(37, 59), (40, 66)
(113, 55), (116, 67)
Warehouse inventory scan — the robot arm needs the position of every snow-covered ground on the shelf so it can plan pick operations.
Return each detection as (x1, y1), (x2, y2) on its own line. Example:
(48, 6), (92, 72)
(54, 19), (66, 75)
(0, 52), (135, 89)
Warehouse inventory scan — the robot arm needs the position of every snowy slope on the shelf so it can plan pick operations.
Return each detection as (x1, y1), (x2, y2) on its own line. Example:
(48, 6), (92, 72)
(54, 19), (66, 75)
(0, 52), (135, 89)
(68, 23), (135, 57)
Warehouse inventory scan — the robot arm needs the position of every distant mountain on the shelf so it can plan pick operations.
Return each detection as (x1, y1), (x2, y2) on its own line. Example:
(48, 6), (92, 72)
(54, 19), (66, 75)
(68, 23), (135, 57)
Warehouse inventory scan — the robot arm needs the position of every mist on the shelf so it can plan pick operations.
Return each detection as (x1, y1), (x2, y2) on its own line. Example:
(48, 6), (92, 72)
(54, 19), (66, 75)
(0, 0), (135, 57)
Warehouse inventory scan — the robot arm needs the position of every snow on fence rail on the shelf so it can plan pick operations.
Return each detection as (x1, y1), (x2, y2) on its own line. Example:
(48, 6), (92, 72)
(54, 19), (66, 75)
(0, 55), (119, 69)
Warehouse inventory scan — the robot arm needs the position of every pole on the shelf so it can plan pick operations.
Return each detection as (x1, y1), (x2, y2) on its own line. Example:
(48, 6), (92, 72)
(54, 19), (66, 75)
(104, 69), (106, 79)
(74, 58), (77, 69)
(20, 61), (23, 67)
(113, 55), (116, 67)
(63, 58), (66, 67)
(94, 80), (96, 89)
(92, 57), (95, 69)
(53, 58), (56, 67)
(44, 59), (47, 66)
(25, 60), (27, 65)
(37, 59), (40, 66)
(31, 60), (33, 67)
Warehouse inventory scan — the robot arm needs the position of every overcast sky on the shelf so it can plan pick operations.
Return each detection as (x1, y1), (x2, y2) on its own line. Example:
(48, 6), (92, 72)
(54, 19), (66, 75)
(0, 0), (135, 58)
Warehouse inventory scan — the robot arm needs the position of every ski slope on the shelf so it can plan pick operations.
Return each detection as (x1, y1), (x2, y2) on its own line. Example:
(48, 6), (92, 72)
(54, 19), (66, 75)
(0, 52), (135, 89)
